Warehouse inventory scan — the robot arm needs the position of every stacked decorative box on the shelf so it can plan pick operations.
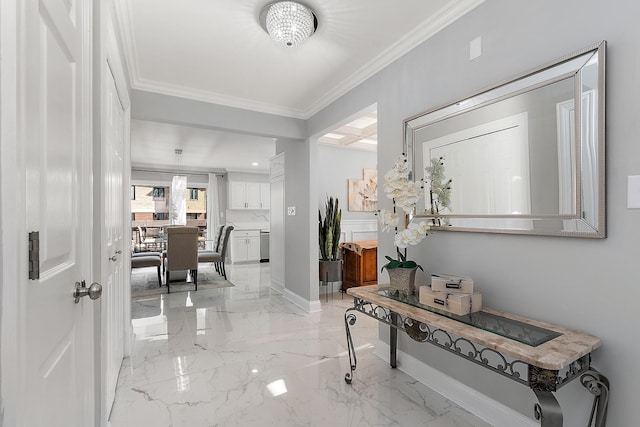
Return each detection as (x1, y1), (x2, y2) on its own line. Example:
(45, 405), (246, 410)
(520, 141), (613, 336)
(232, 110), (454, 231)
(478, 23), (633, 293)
(419, 274), (482, 315)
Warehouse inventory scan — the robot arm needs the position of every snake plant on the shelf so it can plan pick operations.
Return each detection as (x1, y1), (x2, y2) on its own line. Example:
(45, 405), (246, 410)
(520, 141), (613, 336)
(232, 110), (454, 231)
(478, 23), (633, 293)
(319, 196), (341, 261)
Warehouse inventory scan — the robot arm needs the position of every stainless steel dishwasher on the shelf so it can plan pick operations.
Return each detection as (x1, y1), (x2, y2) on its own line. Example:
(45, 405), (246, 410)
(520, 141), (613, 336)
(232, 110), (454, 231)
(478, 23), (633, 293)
(260, 231), (270, 262)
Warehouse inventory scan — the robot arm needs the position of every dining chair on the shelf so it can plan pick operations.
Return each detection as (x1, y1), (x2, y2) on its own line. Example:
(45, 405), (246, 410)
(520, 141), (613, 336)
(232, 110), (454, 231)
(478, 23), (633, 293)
(164, 226), (199, 293)
(214, 224), (225, 252)
(131, 252), (162, 287)
(199, 224), (227, 274)
(198, 225), (233, 279)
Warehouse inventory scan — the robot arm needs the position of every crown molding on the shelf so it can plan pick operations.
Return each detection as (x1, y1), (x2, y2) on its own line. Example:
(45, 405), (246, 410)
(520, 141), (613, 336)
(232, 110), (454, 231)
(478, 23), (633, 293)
(132, 77), (308, 119)
(303, 0), (485, 117)
(113, 0), (484, 120)
(112, 0), (141, 86)
(113, 0), (307, 118)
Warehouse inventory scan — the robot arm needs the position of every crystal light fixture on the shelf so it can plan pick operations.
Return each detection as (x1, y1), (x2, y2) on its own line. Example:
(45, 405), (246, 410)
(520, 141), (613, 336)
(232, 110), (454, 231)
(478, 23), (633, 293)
(260, 1), (318, 48)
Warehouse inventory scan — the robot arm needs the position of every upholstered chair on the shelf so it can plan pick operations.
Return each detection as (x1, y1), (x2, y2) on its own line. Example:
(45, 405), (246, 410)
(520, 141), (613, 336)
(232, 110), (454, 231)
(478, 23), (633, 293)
(198, 225), (233, 279)
(131, 252), (162, 287)
(164, 226), (199, 293)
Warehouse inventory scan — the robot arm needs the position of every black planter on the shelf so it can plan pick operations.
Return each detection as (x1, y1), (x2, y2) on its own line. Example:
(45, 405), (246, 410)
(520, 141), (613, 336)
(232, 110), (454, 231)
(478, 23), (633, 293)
(319, 260), (342, 282)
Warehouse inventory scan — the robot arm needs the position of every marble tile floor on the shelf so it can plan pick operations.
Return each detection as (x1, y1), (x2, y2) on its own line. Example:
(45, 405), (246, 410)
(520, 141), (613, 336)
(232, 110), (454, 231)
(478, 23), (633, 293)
(110, 263), (492, 427)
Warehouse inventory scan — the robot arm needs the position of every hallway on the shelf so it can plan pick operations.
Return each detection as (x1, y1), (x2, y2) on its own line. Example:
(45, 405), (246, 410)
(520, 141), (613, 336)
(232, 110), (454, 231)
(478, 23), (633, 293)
(110, 264), (490, 426)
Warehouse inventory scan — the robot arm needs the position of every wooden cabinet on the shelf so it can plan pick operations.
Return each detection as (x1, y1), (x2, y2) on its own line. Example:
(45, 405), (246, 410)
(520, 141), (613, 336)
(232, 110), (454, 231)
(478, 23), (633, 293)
(230, 230), (260, 263)
(341, 241), (378, 290)
(228, 181), (269, 210)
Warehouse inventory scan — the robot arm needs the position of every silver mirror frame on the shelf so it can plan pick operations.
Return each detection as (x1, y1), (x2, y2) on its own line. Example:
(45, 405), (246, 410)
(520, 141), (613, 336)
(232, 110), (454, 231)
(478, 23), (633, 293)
(404, 41), (606, 238)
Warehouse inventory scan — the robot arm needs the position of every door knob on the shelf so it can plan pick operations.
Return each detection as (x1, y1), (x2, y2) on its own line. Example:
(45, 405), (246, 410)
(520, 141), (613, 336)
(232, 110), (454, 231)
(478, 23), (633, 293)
(110, 250), (123, 261)
(73, 281), (102, 303)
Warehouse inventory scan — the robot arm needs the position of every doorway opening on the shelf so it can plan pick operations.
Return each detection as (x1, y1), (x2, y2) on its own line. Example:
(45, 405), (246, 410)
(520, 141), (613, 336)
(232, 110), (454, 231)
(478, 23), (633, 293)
(314, 104), (379, 303)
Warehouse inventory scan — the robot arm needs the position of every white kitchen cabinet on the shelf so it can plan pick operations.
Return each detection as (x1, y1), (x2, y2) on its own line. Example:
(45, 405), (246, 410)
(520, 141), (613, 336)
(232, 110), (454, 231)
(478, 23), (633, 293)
(229, 181), (267, 209)
(229, 182), (246, 209)
(260, 183), (270, 209)
(230, 230), (260, 263)
(246, 183), (261, 209)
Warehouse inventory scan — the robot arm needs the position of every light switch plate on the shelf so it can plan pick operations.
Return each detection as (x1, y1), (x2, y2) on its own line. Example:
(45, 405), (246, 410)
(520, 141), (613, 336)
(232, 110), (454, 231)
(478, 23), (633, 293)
(628, 175), (640, 208)
(287, 206), (296, 216)
(470, 36), (482, 60)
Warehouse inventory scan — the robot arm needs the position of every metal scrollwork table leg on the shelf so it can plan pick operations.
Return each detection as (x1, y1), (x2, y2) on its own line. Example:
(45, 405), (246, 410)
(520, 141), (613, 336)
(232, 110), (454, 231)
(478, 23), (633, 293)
(344, 308), (357, 384)
(344, 302), (398, 383)
(531, 367), (610, 427)
(533, 390), (563, 427)
(581, 369), (610, 427)
(389, 312), (398, 369)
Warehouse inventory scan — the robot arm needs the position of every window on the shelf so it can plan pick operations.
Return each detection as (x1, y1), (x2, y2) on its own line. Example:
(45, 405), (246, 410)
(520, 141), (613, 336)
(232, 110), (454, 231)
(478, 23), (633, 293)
(152, 187), (165, 199)
(189, 188), (198, 200)
(130, 185), (135, 200)
(187, 213), (199, 220)
(153, 213), (168, 220)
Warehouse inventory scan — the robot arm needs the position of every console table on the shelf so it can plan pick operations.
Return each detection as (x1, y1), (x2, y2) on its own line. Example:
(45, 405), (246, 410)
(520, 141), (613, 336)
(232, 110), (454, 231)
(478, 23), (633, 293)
(344, 286), (609, 427)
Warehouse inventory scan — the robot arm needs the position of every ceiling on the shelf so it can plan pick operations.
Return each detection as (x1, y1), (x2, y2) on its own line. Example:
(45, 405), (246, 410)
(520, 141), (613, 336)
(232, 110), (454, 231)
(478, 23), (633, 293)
(131, 110), (377, 173)
(130, 120), (277, 173)
(318, 110), (377, 152)
(116, 0), (483, 171)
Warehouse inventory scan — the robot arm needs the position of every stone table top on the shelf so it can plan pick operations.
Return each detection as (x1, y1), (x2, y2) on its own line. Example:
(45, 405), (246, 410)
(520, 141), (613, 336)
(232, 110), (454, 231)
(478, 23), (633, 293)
(347, 285), (601, 370)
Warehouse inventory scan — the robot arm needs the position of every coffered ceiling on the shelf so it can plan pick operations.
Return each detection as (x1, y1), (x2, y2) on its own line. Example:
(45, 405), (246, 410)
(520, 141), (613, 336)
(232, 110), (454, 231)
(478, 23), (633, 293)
(319, 111), (377, 152)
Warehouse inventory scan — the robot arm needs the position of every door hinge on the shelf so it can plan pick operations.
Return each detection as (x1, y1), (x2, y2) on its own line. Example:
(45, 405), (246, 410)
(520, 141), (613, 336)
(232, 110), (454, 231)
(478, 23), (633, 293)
(28, 231), (40, 280)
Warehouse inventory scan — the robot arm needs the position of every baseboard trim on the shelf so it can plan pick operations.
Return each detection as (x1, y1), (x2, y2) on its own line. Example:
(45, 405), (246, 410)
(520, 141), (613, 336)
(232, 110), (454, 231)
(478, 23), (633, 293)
(309, 300), (322, 313)
(375, 342), (537, 427)
(283, 288), (322, 313)
(270, 279), (285, 294)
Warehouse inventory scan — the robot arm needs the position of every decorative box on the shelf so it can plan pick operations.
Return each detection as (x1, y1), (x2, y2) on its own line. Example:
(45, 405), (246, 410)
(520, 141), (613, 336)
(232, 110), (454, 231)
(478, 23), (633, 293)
(431, 273), (474, 294)
(419, 286), (482, 315)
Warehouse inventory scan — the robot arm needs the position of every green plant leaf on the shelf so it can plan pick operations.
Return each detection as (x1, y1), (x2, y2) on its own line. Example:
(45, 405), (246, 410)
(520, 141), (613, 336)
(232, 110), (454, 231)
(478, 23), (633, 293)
(381, 259), (403, 271)
(319, 196), (341, 260)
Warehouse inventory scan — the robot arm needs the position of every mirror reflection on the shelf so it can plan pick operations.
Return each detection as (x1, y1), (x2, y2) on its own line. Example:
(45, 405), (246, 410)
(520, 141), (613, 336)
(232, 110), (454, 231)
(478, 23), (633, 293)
(404, 42), (605, 237)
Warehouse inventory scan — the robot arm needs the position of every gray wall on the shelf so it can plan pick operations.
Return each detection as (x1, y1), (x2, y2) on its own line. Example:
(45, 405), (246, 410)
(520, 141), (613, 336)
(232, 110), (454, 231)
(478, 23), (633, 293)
(277, 138), (315, 302)
(132, 90), (307, 140)
(307, 0), (639, 425)
(317, 145), (377, 222)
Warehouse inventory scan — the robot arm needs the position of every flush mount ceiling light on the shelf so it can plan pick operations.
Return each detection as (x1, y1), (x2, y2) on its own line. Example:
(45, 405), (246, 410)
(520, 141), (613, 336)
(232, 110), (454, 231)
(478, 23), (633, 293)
(259, 1), (318, 48)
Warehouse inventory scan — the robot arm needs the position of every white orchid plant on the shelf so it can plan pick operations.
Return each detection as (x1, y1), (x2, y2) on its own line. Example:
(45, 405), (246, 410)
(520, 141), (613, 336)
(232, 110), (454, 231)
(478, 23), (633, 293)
(376, 154), (452, 270)
(376, 154), (430, 271)
(425, 156), (452, 226)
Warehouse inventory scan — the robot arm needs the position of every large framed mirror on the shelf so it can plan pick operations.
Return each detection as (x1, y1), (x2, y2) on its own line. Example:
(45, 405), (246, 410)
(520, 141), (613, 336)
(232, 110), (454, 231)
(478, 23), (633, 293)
(404, 41), (606, 238)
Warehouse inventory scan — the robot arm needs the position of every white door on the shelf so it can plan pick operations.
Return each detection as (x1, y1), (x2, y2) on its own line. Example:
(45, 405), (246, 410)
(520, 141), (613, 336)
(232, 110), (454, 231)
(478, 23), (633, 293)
(103, 63), (126, 417)
(21, 0), (96, 425)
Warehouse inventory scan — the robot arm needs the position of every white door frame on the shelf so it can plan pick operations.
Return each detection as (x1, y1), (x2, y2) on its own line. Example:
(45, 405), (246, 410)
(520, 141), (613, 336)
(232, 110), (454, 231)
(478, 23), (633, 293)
(98, 5), (133, 424)
(0, 1), (23, 424)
